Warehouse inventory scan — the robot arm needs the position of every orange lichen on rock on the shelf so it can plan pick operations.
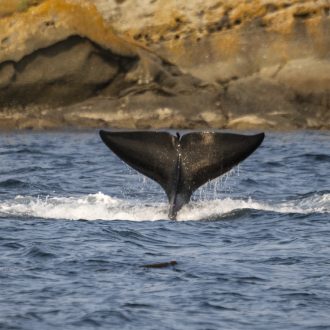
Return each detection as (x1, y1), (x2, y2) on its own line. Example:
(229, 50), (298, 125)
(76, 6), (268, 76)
(262, 1), (329, 34)
(305, 16), (330, 58)
(0, 0), (138, 63)
(98, 0), (329, 42)
(0, 0), (44, 17)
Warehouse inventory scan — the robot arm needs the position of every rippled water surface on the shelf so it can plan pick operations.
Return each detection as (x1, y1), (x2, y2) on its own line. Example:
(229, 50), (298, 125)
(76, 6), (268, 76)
(0, 130), (329, 329)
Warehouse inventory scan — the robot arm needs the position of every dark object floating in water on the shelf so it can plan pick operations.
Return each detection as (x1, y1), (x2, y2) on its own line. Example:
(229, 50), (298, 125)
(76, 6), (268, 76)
(142, 260), (178, 268)
(100, 130), (265, 220)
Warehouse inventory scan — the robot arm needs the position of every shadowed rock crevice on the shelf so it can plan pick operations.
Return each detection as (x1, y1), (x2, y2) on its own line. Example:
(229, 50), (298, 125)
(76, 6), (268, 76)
(0, 36), (136, 106)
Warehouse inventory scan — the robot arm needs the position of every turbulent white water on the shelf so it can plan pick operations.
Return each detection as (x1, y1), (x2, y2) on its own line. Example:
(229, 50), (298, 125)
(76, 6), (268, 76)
(0, 192), (329, 222)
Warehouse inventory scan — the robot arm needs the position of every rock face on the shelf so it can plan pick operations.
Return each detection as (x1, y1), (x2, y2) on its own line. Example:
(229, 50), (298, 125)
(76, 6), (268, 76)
(0, 36), (122, 105)
(0, 0), (329, 130)
(0, 0), (134, 108)
(94, 0), (330, 130)
(94, 0), (330, 69)
(0, 0), (223, 129)
(0, 0), (43, 18)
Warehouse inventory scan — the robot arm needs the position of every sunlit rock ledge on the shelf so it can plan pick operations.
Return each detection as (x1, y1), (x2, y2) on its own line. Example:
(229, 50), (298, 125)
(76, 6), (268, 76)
(96, 0), (330, 130)
(0, 0), (329, 130)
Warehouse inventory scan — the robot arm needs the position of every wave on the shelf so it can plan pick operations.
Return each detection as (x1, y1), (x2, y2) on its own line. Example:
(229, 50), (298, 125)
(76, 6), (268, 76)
(0, 147), (53, 156)
(302, 153), (330, 162)
(0, 191), (329, 221)
(0, 179), (30, 188)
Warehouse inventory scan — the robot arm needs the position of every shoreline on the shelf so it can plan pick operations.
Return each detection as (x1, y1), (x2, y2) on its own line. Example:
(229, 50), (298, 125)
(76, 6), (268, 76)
(1, 102), (329, 131)
(0, 119), (329, 133)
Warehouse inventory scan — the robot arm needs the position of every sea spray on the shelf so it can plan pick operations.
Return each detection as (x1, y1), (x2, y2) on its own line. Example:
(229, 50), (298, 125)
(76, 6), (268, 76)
(1, 191), (328, 222)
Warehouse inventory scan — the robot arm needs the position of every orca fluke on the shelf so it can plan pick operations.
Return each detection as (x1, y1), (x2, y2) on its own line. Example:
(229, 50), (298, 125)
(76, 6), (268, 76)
(99, 130), (265, 219)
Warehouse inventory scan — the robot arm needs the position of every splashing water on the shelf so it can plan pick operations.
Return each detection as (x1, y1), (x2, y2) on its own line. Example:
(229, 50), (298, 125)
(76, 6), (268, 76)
(0, 191), (328, 222)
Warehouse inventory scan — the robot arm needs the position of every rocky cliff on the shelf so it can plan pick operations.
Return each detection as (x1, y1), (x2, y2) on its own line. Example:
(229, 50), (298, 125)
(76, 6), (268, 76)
(94, 0), (330, 130)
(0, 0), (222, 129)
(0, 0), (329, 129)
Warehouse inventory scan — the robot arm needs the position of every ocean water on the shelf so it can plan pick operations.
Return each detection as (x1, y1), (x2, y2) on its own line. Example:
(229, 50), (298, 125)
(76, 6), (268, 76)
(0, 130), (329, 330)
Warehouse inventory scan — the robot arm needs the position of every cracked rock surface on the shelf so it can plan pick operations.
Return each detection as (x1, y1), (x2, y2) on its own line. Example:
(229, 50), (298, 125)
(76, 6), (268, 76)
(94, 0), (330, 130)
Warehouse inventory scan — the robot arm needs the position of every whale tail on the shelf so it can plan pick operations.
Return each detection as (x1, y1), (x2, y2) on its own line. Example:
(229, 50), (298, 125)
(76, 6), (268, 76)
(99, 130), (265, 219)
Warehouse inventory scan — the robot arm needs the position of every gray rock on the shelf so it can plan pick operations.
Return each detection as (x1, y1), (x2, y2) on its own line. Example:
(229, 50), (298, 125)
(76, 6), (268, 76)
(0, 36), (120, 106)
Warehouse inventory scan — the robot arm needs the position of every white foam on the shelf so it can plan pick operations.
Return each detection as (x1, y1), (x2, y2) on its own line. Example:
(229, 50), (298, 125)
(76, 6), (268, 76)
(0, 192), (329, 221)
(0, 192), (168, 221)
(177, 194), (330, 220)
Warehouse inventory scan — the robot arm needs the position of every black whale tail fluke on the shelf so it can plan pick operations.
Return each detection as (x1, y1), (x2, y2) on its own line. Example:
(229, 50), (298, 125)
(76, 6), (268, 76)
(99, 130), (265, 220)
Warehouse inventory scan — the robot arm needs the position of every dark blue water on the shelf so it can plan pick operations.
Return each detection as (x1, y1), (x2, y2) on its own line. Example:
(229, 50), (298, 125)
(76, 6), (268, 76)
(0, 130), (329, 330)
